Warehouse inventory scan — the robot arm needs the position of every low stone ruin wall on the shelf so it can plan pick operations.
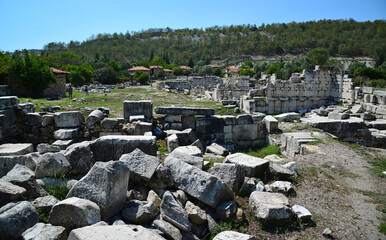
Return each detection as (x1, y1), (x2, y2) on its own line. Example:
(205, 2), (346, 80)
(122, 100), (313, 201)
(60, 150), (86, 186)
(158, 76), (222, 90)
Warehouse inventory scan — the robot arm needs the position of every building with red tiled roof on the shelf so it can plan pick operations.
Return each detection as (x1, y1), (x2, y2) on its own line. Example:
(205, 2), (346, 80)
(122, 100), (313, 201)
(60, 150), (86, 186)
(227, 66), (240, 73)
(128, 66), (151, 75)
(208, 64), (222, 69)
(50, 67), (70, 74)
(179, 66), (192, 70)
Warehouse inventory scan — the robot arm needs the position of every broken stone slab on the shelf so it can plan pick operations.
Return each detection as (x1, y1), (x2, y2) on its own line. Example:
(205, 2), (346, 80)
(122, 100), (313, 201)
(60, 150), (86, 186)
(35, 152), (72, 178)
(0, 143), (34, 156)
(0, 179), (26, 206)
(122, 200), (159, 225)
(268, 181), (295, 195)
(206, 143), (229, 156)
(269, 163), (295, 180)
(0, 201), (39, 240)
(328, 111), (350, 120)
(171, 189), (188, 207)
(124, 100), (153, 120)
(49, 197), (101, 230)
(160, 191), (191, 232)
(212, 231), (258, 240)
(147, 190), (161, 207)
(134, 121), (153, 135)
(100, 118), (118, 129)
(252, 112), (266, 123)
(66, 161), (129, 221)
(282, 161), (298, 175)
(224, 153), (269, 178)
(164, 157), (233, 208)
(0, 154), (34, 177)
(238, 177), (257, 196)
(263, 154), (285, 163)
(3, 164), (47, 199)
(68, 225), (166, 240)
(236, 114), (253, 125)
(22, 223), (67, 240)
(195, 117), (224, 135)
(155, 107), (214, 116)
(167, 134), (179, 153)
(281, 132), (316, 157)
(171, 146), (202, 157)
(41, 114), (55, 127)
(129, 115), (146, 122)
(90, 135), (157, 161)
(185, 200), (207, 225)
(263, 115), (278, 133)
(152, 219), (182, 240)
(292, 204), (312, 221)
(191, 139), (204, 154)
(54, 111), (84, 128)
(52, 139), (76, 150)
(37, 143), (61, 154)
(274, 112), (301, 122)
(215, 200), (238, 222)
(86, 110), (104, 129)
(167, 150), (204, 169)
(249, 191), (292, 224)
(119, 148), (160, 184)
(32, 195), (59, 212)
(54, 128), (78, 140)
(147, 165), (173, 189)
(0, 96), (19, 110)
(64, 141), (95, 175)
(351, 105), (364, 114)
(209, 163), (244, 192)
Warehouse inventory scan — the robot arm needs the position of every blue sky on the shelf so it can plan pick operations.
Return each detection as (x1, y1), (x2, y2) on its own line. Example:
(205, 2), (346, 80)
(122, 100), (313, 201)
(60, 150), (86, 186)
(0, 0), (385, 52)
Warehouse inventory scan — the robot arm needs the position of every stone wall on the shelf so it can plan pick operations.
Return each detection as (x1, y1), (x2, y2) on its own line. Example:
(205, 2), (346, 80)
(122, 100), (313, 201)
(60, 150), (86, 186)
(241, 66), (340, 114)
(158, 76), (222, 90)
(42, 74), (66, 98)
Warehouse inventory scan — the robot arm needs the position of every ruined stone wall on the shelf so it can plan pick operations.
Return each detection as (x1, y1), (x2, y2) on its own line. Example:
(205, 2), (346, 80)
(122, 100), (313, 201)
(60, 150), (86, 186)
(160, 76), (222, 90)
(42, 74), (67, 98)
(241, 67), (340, 114)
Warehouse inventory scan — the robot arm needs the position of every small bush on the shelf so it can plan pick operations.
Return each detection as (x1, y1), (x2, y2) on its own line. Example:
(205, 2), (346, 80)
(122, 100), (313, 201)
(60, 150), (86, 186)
(37, 208), (50, 223)
(245, 144), (281, 159)
(210, 221), (247, 239)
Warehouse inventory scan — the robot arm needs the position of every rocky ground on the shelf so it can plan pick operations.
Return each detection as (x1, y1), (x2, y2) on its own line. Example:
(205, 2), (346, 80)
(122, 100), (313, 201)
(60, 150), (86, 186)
(236, 122), (386, 240)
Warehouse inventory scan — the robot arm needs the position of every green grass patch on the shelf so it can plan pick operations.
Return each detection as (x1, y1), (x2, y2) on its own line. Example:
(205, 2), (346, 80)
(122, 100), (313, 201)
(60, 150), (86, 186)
(307, 137), (323, 145)
(36, 208), (50, 223)
(156, 139), (168, 155)
(203, 157), (225, 171)
(326, 137), (362, 149)
(380, 222), (386, 235)
(243, 144), (280, 159)
(210, 221), (248, 239)
(369, 156), (386, 177)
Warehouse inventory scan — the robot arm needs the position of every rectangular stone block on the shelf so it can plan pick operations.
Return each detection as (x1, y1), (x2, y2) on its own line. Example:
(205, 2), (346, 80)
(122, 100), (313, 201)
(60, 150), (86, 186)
(165, 115), (181, 123)
(263, 116), (278, 133)
(54, 111), (84, 128)
(233, 124), (258, 142)
(124, 100), (153, 120)
(196, 117), (224, 135)
(154, 107), (214, 116)
(0, 96), (19, 110)
(181, 115), (196, 130)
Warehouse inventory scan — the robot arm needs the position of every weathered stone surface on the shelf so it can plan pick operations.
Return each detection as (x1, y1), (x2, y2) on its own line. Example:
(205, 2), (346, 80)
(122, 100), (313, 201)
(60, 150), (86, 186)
(215, 200), (237, 221)
(53, 139), (76, 150)
(90, 135), (157, 161)
(160, 191), (191, 232)
(122, 200), (159, 225)
(263, 116), (278, 133)
(212, 231), (258, 240)
(101, 118), (118, 129)
(37, 143), (61, 154)
(167, 134), (179, 153)
(232, 123), (259, 142)
(252, 112), (266, 123)
(152, 219), (182, 240)
(68, 225), (166, 240)
(54, 111), (84, 128)
(292, 204), (312, 221)
(263, 154), (285, 163)
(0, 154), (33, 177)
(22, 223), (67, 240)
(3, 164), (47, 198)
(66, 161), (129, 221)
(49, 197), (101, 230)
(42, 114), (55, 127)
(0, 96), (19, 109)
(268, 181), (295, 195)
(129, 115), (145, 122)
(172, 189), (188, 207)
(164, 157), (233, 208)
(196, 117), (224, 135)
(190, 139), (204, 154)
(282, 161), (297, 175)
(26, 113), (42, 126)
(147, 190), (161, 207)
(134, 121), (153, 135)
(185, 200), (207, 225)
(269, 163), (295, 180)
(236, 114), (253, 125)
(328, 111), (350, 120)
(155, 107), (214, 116)
(0, 201), (39, 240)
(35, 152), (72, 178)
(210, 163), (244, 192)
(32, 195), (59, 212)
(86, 110), (104, 128)
(171, 146), (202, 157)
(0, 179), (26, 206)
(0, 143), (34, 156)
(274, 112), (301, 122)
(249, 191), (292, 224)
(281, 132), (316, 157)
(54, 128), (78, 140)
(124, 100), (153, 120)
(64, 141), (95, 175)
(167, 150), (204, 169)
(206, 143), (229, 156)
(224, 153), (269, 178)
(239, 177), (257, 195)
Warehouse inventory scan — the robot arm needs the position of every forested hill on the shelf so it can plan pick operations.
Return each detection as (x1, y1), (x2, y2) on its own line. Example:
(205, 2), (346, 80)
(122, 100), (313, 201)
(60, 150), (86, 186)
(42, 19), (385, 66)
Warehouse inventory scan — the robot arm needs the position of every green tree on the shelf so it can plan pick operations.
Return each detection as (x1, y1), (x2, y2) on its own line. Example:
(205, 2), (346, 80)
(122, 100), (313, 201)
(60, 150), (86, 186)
(157, 70), (164, 79)
(134, 71), (149, 84)
(213, 68), (222, 76)
(9, 50), (56, 96)
(304, 48), (329, 67)
(61, 65), (93, 86)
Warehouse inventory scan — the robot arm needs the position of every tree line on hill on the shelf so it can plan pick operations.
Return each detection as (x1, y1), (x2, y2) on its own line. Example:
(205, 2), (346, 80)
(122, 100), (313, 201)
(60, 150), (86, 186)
(0, 19), (385, 93)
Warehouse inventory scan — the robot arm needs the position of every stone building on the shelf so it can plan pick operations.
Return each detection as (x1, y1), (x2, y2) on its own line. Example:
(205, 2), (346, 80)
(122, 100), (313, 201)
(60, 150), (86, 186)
(42, 68), (69, 98)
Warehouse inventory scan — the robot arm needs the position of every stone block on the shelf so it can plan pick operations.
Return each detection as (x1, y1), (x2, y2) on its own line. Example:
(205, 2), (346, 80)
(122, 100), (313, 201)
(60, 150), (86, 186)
(196, 117), (224, 135)
(224, 153), (269, 178)
(154, 107), (214, 116)
(263, 115), (278, 133)
(54, 128), (78, 140)
(236, 114), (253, 125)
(26, 113), (42, 126)
(0, 143), (34, 156)
(86, 110), (104, 129)
(232, 124), (258, 142)
(124, 100), (153, 120)
(222, 115), (236, 125)
(41, 114), (54, 127)
(181, 115), (196, 130)
(54, 111), (84, 128)
(165, 115), (181, 123)
(0, 96), (19, 110)
(100, 118), (118, 129)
